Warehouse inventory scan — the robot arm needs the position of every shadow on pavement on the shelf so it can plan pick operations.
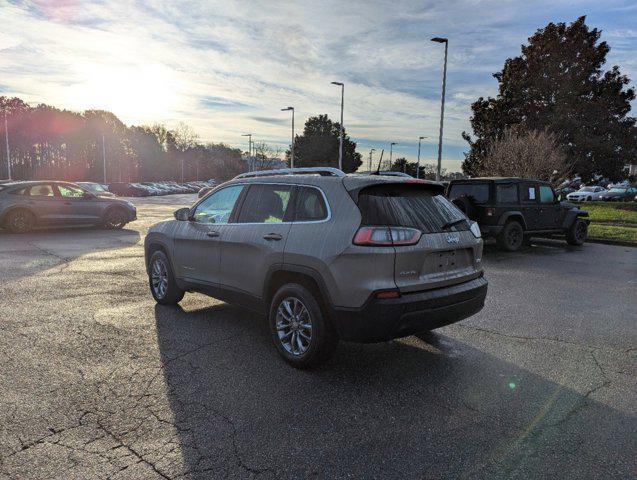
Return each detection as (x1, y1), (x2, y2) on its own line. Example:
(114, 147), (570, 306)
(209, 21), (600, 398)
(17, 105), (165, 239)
(0, 227), (141, 282)
(154, 303), (634, 479)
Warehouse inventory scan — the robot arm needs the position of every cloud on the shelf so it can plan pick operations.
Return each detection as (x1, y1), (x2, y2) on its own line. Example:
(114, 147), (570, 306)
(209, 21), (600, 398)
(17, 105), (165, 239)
(0, 0), (635, 172)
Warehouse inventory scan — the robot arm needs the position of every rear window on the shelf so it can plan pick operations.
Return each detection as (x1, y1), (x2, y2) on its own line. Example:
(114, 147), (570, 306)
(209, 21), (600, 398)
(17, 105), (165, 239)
(448, 183), (489, 204)
(357, 184), (468, 234)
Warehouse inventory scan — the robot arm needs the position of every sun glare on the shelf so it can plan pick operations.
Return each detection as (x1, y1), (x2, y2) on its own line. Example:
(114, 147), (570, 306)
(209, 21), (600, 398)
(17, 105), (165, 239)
(71, 63), (180, 122)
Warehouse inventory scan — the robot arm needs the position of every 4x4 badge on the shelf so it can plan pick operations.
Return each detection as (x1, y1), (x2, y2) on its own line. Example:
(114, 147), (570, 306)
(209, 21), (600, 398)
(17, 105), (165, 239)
(445, 234), (460, 244)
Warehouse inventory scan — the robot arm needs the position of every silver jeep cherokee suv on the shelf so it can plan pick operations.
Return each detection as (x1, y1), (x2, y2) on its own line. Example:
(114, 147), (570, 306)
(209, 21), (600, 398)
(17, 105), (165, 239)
(144, 168), (487, 367)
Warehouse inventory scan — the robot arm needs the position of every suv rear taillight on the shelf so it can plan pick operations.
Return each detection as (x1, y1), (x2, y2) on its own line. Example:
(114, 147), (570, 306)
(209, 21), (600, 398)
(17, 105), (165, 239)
(353, 226), (422, 246)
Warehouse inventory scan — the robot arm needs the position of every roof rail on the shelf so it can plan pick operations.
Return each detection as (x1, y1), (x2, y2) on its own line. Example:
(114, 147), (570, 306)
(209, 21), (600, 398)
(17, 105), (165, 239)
(234, 167), (346, 179)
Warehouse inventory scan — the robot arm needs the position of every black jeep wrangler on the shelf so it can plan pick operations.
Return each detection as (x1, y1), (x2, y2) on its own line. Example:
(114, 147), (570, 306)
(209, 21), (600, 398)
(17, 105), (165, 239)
(447, 178), (590, 251)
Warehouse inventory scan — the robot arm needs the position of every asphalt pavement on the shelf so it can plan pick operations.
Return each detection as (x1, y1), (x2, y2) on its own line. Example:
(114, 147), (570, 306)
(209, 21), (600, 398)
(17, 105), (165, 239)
(0, 194), (635, 479)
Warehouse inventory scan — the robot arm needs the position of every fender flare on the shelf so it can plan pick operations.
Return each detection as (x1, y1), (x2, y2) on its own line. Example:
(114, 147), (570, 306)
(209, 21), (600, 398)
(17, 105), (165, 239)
(562, 209), (590, 229)
(497, 211), (527, 230)
(144, 234), (174, 274)
(263, 263), (334, 308)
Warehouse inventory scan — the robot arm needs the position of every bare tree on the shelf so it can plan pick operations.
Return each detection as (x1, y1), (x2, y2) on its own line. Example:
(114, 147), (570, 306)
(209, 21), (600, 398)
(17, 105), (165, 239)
(173, 122), (199, 152)
(478, 128), (570, 182)
(252, 141), (282, 170)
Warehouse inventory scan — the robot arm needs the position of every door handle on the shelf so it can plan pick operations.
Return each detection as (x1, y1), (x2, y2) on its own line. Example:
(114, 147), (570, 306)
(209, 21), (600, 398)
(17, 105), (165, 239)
(206, 231), (220, 238)
(263, 233), (283, 241)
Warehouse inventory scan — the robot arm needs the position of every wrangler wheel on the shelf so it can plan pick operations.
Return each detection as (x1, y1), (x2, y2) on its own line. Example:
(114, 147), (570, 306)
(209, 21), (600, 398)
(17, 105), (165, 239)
(497, 221), (524, 252)
(566, 218), (588, 246)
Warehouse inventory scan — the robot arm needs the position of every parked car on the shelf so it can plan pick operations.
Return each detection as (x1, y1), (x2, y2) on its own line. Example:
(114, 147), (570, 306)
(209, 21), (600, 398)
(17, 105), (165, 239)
(447, 177), (589, 251)
(145, 167), (487, 367)
(0, 181), (136, 233)
(555, 187), (576, 199)
(598, 186), (637, 202)
(108, 182), (149, 197)
(566, 186), (607, 202)
(77, 181), (115, 197)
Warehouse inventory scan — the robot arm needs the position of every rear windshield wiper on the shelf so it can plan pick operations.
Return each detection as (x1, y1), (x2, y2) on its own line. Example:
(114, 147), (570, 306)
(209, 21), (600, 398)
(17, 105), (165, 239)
(441, 218), (467, 230)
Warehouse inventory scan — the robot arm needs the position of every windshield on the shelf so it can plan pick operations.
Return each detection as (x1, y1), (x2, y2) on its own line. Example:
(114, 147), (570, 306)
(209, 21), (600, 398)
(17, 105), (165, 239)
(358, 184), (469, 233)
(580, 187), (595, 192)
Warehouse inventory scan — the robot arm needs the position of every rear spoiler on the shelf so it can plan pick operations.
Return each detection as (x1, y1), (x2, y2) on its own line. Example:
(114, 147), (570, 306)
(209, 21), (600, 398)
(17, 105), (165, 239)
(343, 177), (446, 203)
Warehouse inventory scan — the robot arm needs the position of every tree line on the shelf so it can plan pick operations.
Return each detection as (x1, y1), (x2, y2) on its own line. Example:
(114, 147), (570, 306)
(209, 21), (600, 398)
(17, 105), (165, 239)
(0, 97), (247, 183)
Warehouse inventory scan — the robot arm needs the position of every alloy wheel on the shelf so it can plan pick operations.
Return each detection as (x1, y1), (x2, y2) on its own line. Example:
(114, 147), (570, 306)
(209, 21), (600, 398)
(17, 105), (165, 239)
(275, 297), (313, 356)
(106, 210), (126, 228)
(151, 258), (169, 299)
(11, 211), (32, 232)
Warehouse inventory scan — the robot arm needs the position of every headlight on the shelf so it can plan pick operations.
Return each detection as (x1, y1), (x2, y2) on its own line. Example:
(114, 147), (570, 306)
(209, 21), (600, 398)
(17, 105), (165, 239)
(470, 221), (481, 238)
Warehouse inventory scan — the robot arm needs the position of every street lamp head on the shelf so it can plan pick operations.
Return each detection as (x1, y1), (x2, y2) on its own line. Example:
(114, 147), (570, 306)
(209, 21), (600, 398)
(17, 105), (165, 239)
(241, 133), (251, 137)
(431, 37), (448, 43)
(391, 142), (397, 146)
(419, 136), (426, 140)
(331, 81), (344, 86)
(281, 107), (293, 111)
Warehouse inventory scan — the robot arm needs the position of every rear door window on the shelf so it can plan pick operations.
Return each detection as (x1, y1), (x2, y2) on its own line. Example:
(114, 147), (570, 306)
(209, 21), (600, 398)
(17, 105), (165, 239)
(521, 184), (538, 202)
(358, 184), (468, 233)
(236, 184), (294, 224)
(448, 183), (489, 204)
(496, 184), (518, 203)
(293, 187), (328, 222)
(28, 184), (55, 197)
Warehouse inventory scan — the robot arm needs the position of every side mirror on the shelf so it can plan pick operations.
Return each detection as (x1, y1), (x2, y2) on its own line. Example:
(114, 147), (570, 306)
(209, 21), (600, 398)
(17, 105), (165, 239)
(174, 207), (191, 221)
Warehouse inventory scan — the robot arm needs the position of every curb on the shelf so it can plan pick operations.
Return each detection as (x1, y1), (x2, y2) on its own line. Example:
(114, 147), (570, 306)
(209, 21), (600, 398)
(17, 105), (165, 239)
(586, 237), (637, 248)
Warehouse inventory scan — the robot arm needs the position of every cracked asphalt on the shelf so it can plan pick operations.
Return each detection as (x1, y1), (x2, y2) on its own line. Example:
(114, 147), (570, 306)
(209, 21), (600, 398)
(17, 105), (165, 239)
(1, 194), (635, 479)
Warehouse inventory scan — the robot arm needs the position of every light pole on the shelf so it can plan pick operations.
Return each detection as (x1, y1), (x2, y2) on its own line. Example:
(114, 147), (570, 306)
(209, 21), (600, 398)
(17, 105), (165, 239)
(331, 81), (344, 171)
(431, 37), (448, 181)
(281, 107), (295, 168)
(368, 148), (375, 172)
(241, 133), (252, 171)
(389, 142), (397, 171)
(102, 134), (107, 184)
(416, 136), (426, 179)
(3, 108), (10, 180)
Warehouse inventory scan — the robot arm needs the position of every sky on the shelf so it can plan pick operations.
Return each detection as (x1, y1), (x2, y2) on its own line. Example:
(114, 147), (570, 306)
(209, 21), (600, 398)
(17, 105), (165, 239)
(0, 0), (636, 172)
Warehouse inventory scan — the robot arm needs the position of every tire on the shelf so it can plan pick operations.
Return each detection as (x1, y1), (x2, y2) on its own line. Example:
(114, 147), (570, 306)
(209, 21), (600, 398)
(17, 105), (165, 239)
(586, 196), (592, 202)
(566, 218), (588, 246)
(269, 283), (338, 368)
(102, 207), (128, 229)
(4, 209), (35, 233)
(148, 250), (184, 305)
(497, 221), (524, 252)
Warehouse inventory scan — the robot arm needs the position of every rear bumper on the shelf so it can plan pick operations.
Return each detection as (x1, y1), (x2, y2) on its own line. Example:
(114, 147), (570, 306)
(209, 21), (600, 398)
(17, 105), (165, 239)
(332, 276), (488, 342)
